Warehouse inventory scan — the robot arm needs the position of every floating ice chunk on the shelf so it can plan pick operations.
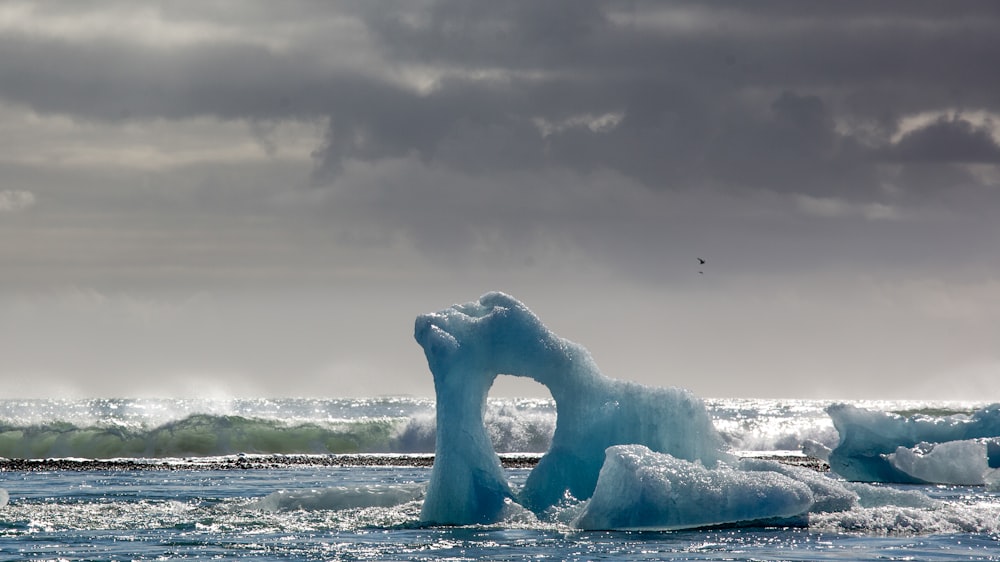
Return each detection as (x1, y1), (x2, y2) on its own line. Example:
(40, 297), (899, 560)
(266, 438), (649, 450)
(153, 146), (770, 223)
(888, 439), (1000, 486)
(574, 445), (814, 530)
(414, 292), (730, 524)
(842, 482), (938, 509)
(809, 502), (987, 536)
(739, 458), (858, 513)
(497, 497), (541, 525)
(801, 439), (831, 461)
(251, 483), (424, 512)
(827, 403), (1000, 482)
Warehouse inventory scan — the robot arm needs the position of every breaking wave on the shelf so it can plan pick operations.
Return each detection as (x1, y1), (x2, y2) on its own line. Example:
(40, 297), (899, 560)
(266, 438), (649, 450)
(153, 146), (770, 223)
(0, 398), (558, 459)
(1, 397), (972, 460)
(0, 415), (402, 459)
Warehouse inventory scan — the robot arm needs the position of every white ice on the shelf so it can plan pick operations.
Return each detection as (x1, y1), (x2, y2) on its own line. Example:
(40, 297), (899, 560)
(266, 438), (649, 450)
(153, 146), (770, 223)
(739, 458), (858, 513)
(801, 438), (832, 461)
(574, 445), (813, 530)
(888, 439), (1000, 486)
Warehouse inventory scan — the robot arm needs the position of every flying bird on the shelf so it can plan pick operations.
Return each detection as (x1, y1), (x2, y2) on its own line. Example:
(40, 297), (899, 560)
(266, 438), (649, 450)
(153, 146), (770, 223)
(697, 258), (706, 265)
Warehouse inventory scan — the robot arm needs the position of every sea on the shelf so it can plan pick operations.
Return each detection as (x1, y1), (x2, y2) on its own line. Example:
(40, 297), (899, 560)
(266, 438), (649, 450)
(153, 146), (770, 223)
(2, 397), (1000, 561)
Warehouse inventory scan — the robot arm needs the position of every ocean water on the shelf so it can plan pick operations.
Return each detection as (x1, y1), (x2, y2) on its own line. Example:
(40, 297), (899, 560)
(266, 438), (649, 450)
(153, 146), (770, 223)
(2, 397), (1000, 560)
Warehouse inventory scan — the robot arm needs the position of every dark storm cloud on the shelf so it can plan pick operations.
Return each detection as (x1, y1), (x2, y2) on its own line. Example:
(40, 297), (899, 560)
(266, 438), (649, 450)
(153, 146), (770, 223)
(318, 1), (1000, 199)
(888, 118), (1000, 163)
(0, 34), (335, 121)
(2, 1), (998, 201)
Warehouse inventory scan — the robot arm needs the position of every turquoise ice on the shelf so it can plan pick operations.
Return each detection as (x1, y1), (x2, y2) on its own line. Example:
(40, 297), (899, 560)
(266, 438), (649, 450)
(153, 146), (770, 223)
(575, 445), (813, 530)
(414, 292), (861, 528)
(828, 403), (1000, 483)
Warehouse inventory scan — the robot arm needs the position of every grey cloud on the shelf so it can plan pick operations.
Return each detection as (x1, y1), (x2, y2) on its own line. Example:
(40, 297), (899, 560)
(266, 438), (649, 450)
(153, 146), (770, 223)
(361, 0), (610, 71)
(313, 2), (1000, 201)
(0, 34), (333, 120)
(312, 76), (554, 179)
(3, 1), (999, 207)
(315, 83), (885, 201)
(887, 118), (1000, 163)
(0, 190), (36, 213)
(360, 1), (1000, 112)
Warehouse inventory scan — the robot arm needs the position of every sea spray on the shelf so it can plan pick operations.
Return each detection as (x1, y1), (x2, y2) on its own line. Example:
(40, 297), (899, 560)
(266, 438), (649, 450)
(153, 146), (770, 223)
(0, 397), (976, 460)
(0, 398), (559, 459)
(0, 415), (401, 459)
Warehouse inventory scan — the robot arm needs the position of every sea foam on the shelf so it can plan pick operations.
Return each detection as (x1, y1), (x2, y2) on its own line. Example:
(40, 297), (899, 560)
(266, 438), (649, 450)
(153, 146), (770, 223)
(252, 484), (425, 512)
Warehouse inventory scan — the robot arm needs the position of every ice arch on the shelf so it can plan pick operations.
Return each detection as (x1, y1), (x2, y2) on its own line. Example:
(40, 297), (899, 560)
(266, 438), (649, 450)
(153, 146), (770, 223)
(414, 292), (730, 525)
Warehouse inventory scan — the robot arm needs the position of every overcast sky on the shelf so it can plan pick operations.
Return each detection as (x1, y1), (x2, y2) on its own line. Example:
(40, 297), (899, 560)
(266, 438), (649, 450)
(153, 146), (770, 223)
(1, 1), (998, 400)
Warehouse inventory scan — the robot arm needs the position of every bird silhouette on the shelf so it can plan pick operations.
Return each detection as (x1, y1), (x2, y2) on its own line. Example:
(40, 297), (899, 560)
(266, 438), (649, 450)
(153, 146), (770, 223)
(697, 258), (706, 265)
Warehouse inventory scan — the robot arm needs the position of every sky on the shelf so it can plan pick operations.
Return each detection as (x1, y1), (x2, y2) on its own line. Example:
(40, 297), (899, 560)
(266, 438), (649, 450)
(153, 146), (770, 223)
(1, 1), (998, 400)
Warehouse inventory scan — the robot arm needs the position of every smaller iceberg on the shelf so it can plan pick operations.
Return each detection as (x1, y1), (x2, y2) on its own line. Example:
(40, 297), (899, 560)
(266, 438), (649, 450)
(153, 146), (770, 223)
(828, 403), (1000, 483)
(888, 439), (1000, 486)
(575, 445), (814, 530)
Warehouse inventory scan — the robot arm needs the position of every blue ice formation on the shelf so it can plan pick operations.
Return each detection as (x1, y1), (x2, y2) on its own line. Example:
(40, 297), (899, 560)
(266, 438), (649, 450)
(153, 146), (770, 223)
(828, 403), (1000, 483)
(414, 292), (730, 524)
(414, 292), (843, 528)
(574, 445), (813, 530)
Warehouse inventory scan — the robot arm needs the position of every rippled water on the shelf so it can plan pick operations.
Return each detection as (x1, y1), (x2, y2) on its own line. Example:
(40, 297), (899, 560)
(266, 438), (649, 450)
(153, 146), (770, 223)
(2, 397), (999, 560)
(3, 466), (1000, 560)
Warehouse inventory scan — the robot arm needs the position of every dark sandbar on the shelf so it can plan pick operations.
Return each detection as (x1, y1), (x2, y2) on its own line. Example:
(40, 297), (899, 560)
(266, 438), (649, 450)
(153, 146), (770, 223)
(0, 454), (828, 472)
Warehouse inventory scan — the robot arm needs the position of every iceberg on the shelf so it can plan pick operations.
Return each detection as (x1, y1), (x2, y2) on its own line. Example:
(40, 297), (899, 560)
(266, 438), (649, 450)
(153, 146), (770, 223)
(574, 445), (813, 530)
(828, 403), (1000, 483)
(888, 439), (1000, 486)
(414, 292), (730, 524)
(414, 292), (935, 529)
